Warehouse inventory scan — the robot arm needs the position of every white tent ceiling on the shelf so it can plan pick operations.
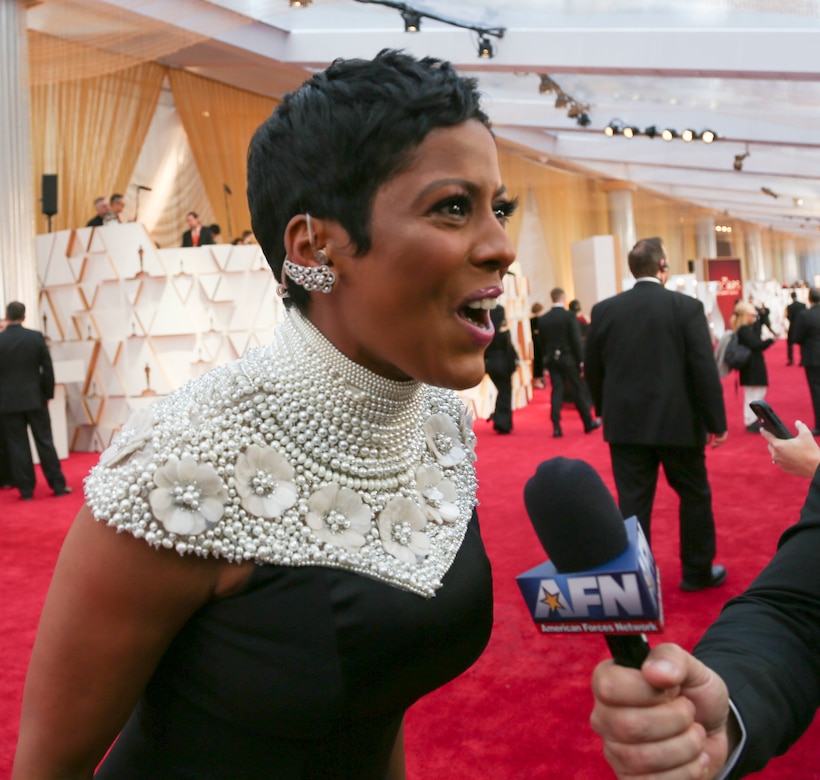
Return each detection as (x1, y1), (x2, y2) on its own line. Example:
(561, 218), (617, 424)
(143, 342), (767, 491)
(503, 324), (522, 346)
(28, 0), (820, 240)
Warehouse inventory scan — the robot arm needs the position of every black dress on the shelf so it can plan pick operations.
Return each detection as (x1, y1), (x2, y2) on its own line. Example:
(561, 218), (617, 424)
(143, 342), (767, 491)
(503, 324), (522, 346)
(95, 511), (493, 779)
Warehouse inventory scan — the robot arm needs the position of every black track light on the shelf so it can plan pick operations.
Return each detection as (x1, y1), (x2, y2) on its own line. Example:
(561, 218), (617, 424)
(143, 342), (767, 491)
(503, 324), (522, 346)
(681, 128), (695, 142)
(554, 93), (570, 109)
(623, 126), (638, 139)
(661, 128), (677, 141)
(352, 1), (505, 59)
(576, 112), (591, 127)
(701, 129), (716, 143)
(400, 9), (421, 31)
(644, 125), (657, 139)
(477, 35), (494, 58)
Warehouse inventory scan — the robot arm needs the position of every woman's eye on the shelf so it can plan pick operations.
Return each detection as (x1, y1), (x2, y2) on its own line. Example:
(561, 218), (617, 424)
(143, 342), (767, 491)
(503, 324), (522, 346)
(434, 196), (471, 218)
(494, 197), (519, 224)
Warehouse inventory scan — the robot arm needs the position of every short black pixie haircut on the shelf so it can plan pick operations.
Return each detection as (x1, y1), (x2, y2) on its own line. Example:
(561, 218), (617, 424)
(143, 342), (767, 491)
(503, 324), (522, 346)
(247, 49), (491, 311)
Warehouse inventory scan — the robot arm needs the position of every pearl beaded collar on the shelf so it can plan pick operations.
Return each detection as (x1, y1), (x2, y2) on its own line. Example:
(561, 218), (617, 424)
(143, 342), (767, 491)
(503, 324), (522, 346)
(85, 308), (478, 596)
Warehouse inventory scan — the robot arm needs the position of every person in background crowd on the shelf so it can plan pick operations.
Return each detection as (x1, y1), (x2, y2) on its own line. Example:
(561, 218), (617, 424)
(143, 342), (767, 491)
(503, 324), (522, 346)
(86, 196), (109, 227)
(209, 223), (222, 243)
(484, 304), (518, 434)
(181, 211), (216, 247)
(568, 298), (589, 340)
(731, 301), (775, 433)
(786, 290), (807, 366)
(591, 419), (820, 780)
(0, 315), (11, 489)
(14, 49), (514, 779)
(585, 237), (728, 592)
(538, 287), (600, 439)
(104, 193), (125, 224)
(790, 286), (820, 436)
(0, 302), (71, 501)
(748, 294), (775, 339)
(530, 302), (545, 389)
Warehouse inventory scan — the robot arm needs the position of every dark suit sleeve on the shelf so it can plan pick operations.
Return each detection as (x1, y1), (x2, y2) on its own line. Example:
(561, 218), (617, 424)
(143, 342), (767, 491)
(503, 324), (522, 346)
(791, 309), (808, 344)
(199, 227), (216, 245)
(584, 304), (603, 414)
(694, 469), (820, 778)
(182, 230), (192, 248)
(39, 333), (56, 400)
(680, 298), (727, 434)
(568, 313), (584, 364)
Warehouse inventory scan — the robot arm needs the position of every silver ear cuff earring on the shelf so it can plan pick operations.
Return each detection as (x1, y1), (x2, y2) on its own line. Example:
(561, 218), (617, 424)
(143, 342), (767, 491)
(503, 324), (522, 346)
(276, 213), (337, 297)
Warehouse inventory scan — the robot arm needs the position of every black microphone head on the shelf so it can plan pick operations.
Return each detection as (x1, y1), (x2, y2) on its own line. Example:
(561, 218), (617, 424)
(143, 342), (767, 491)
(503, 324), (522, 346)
(524, 457), (628, 572)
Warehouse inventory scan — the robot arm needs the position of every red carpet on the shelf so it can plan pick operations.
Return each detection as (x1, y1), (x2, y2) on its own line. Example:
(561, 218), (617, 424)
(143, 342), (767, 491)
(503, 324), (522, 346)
(1, 339), (818, 778)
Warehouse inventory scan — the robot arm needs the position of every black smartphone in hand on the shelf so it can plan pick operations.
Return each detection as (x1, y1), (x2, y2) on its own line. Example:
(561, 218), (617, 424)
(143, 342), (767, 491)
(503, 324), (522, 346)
(749, 400), (794, 439)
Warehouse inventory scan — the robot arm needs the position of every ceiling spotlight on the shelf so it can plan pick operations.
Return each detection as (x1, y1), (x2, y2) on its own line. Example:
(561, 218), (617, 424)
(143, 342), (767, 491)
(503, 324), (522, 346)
(477, 35), (494, 58)
(734, 145), (750, 171)
(761, 186), (779, 199)
(400, 9), (421, 31)
(795, 197), (805, 207)
(644, 125), (658, 139)
(567, 102), (585, 118)
(623, 126), (638, 139)
(701, 129), (716, 143)
(661, 128), (677, 141)
(538, 74), (555, 94)
(289, 0), (311, 6)
(604, 123), (618, 137)
(681, 128), (695, 142)
(554, 93), (570, 109)
(576, 112), (591, 127)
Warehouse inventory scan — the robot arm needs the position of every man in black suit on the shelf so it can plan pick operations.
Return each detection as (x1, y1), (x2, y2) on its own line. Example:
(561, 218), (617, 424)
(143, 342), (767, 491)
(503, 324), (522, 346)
(85, 196), (109, 227)
(585, 238), (728, 591)
(537, 287), (600, 438)
(790, 286), (820, 434)
(591, 422), (820, 779)
(181, 211), (216, 247)
(786, 290), (808, 366)
(0, 302), (70, 500)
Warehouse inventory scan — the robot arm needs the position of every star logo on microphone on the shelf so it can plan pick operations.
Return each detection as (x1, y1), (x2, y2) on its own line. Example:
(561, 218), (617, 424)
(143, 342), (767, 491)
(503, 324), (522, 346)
(540, 587), (565, 613)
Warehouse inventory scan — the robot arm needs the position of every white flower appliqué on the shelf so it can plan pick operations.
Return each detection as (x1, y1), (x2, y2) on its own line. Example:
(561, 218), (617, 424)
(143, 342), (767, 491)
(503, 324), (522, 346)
(235, 444), (298, 519)
(149, 456), (228, 536)
(416, 465), (459, 524)
(377, 497), (430, 564)
(458, 407), (478, 464)
(306, 484), (372, 552)
(99, 408), (155, 469)
(424, 413), (467, 467)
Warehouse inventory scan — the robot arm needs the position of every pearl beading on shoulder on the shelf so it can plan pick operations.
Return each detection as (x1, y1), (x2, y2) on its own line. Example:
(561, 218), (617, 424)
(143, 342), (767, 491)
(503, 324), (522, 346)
(84, 308), (478, 597)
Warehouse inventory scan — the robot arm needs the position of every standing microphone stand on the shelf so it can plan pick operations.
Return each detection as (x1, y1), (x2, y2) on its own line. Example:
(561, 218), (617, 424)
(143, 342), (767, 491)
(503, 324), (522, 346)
(223, 183), (233, 240)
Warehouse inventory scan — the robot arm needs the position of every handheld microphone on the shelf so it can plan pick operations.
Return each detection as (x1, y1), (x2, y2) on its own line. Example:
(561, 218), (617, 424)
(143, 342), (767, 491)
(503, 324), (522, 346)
(517, 457), (662, 668)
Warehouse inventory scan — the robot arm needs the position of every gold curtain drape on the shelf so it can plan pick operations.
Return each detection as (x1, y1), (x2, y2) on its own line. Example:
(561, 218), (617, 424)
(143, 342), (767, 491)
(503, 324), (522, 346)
(167, 69), (278, 244)
(499, 148), (609, 295)
(633, 191), (699, 273)
(29, 58), (165, 233)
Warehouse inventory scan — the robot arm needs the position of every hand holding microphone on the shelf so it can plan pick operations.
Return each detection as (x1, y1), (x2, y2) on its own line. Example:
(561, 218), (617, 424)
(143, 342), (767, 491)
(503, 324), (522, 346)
(590, 643), (733, 780)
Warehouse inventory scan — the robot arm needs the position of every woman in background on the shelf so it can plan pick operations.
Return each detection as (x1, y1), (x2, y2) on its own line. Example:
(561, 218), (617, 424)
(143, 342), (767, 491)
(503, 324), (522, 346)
(484, 304), (518, 433)
(732, 300), (775, 432)
(13, 50), (516, 780)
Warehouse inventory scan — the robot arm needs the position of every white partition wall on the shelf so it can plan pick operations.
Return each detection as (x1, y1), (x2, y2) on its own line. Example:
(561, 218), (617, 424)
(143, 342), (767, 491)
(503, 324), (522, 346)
(570, 235), (618, 310)
(38, 224), (285, 451)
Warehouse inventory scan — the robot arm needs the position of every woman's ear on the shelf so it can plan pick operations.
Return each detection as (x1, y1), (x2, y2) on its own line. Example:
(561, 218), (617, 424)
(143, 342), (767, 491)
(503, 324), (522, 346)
(284, 214), (319, 268)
